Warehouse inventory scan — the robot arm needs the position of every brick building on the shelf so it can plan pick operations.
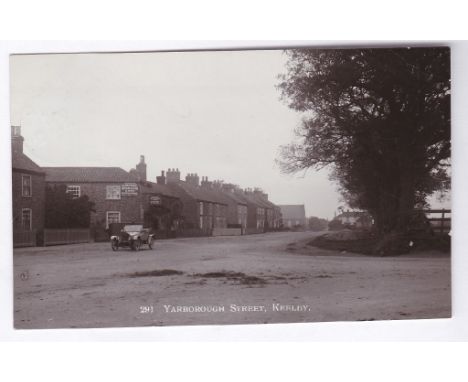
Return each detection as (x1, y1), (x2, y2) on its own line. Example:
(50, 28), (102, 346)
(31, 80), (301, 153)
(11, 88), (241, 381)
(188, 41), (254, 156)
(139, 170), (183, 238)
(164, 170), (229, 235)
(249, 188), (282, 230)
(11, 126), (283, 243)
(278, 204), (307, 229)
(44, 165), (142, 241)
(220, 183), (248, 231)
(229, 188), (274, 234)
(11, 126), (46, 247)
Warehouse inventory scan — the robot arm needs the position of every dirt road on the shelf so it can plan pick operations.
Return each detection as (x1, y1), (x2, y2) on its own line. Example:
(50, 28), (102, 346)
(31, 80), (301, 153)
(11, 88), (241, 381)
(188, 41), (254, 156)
(13, 231), (451, 329)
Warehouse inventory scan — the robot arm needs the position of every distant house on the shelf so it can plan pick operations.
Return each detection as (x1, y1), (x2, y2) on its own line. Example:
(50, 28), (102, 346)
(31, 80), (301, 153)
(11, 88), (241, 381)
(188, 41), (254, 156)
(219, 183), (249, 231)
(11, 126), (46, 247)
(237, 189), (281, 233)
(44, 164), (143, 241)
(229, 188), (265, 234)
(334, 210), (373, 229)
(278, 204), (307, 229)
(253, 191), (282, 230)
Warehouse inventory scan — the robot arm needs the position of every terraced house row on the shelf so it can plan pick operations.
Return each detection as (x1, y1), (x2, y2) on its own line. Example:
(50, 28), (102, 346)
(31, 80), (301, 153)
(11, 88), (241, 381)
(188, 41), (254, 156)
(12, 127), (282, 247)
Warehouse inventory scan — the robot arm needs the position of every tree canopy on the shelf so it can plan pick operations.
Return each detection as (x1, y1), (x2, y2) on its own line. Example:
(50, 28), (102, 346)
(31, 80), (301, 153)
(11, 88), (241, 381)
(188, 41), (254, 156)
(45, 185), (95, 229)
(278, 47), (450, 233)
(308, 216), (328, 231)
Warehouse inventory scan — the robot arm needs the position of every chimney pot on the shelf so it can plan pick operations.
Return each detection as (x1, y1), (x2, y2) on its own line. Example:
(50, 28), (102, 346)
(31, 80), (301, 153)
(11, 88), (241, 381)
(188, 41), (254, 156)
(11, 125), (24, 154)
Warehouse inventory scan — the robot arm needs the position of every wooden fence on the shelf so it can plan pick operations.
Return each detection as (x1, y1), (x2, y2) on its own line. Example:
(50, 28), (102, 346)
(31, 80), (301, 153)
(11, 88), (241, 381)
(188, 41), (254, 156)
(43, 228), (91, 246)
(424, 209), (451, 234)
(13, 230), (37, 248)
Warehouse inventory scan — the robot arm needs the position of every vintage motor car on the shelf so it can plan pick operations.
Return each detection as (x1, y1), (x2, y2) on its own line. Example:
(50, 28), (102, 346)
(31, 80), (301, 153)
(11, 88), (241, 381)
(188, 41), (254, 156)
(109, 223), (154, 251)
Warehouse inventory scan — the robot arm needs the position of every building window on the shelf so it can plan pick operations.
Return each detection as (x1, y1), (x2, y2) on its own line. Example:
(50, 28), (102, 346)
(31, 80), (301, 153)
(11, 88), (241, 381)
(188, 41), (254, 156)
(66, 185), (81, 198)
(106, 211), (121, 228)
(106, 185), (121, 200)
(22, 208), (32, 230)
(22, 175), (32, 197)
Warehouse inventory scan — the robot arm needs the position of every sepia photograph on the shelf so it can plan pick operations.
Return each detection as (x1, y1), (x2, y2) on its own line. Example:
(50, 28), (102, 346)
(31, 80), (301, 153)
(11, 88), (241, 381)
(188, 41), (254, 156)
(10, 46), (451, 329)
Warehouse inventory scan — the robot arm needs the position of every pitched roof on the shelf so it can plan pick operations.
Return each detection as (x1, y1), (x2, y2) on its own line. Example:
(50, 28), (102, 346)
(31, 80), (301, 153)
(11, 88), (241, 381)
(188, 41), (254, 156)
(221, 190), (248, 206)
(240, 192), (273, 209)
(252, 193), (278, 209)
(139, 181), (179, 198)
(166, 181), (229, 205)
(12, 151), (44, 174)
(43, 167), (138, 183)
(250, 193), (273, 209)
(278, 205), (306, 220)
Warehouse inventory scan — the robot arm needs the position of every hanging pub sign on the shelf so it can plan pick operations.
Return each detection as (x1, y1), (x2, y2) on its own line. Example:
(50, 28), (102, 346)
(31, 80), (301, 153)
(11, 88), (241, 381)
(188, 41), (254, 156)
(150, 195), (162, 205)
(121, 183), (138, 196)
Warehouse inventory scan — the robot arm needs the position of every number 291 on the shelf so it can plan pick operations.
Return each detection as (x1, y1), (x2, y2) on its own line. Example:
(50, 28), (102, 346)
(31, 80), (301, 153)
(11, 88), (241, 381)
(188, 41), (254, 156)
(140, 306), (154, 314)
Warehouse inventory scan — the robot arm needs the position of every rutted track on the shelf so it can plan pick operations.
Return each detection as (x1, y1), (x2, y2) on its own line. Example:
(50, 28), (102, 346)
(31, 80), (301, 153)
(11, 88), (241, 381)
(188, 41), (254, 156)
(14, 231), (451, 329)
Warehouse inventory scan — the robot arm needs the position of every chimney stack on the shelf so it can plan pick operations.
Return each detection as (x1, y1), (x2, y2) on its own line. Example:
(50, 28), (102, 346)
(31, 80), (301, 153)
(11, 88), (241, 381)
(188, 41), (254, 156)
(222, 183), (235, 193)
(233, 185), (244, 194)
(11, 126), (24, 154)
(201, 176), (212, 188)
(212, 180), (224, 189)
(166, 168), (181, 183)
(156, 170), (166, 185)
(185, 173), (200, 186)
(253, 187), (268, 199)
(135, 155), (147, 181)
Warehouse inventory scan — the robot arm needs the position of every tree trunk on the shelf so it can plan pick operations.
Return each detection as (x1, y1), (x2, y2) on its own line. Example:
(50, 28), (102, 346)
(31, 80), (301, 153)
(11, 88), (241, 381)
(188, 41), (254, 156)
(396, 171), (416, 233)
(372, 167), (416, 255)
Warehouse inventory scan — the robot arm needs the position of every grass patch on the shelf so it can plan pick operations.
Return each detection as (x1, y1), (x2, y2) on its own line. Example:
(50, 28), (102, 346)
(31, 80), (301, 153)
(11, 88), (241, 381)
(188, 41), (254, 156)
(310, 234), (377, 255)
(310, 230), (451, 256)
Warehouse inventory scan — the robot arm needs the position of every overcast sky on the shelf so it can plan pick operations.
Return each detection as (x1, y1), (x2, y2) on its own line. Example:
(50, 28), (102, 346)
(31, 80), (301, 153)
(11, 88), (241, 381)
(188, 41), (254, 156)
(10, 50), (344, 220)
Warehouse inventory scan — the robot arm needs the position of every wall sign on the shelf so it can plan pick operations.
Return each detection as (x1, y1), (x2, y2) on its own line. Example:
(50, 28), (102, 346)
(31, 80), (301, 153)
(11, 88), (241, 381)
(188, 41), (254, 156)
(121, 183), (138, 196)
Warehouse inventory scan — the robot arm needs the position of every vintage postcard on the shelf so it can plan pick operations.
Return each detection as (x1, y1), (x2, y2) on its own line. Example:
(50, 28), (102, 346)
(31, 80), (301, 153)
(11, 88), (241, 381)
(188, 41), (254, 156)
(10, 46), (451, 329)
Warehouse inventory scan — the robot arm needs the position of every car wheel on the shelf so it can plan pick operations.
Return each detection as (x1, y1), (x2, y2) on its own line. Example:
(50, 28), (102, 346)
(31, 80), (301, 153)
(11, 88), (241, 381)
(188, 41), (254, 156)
(111, 239), (119, 251)
(133, 238), (142, 251)
(148, 237), (153, 249)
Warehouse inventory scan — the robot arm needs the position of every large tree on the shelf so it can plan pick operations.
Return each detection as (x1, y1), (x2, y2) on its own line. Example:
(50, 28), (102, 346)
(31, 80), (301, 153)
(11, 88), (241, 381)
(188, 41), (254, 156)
(45, 185), (95, 229)
(278, 47), (450, 234)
